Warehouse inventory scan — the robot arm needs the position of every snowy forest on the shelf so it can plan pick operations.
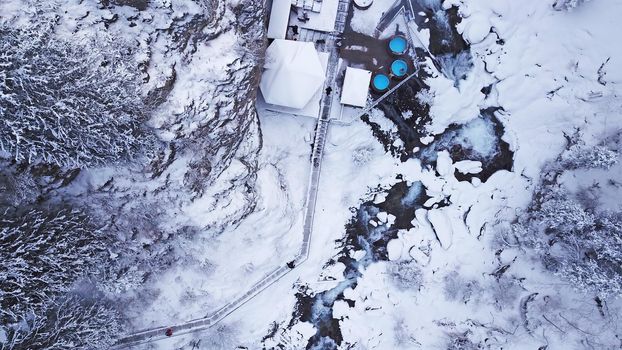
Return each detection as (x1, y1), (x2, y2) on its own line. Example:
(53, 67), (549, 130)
(1, 0), (265, 347)
(0, 13), (142, 350)
(2, 0), (622, 349)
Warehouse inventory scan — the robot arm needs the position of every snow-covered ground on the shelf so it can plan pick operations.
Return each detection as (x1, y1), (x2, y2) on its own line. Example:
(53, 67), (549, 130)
(121, 112), (313, 328)
(3, 0), (622, 349)
(236, 0), (622, 349)
(126, 0), (622, 348)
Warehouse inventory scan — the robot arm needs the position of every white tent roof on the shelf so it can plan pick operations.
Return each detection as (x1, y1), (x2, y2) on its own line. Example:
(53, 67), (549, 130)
(267, 0), (291, 39)
(340, 67), (371, 107)
(260, 40), (326, 109)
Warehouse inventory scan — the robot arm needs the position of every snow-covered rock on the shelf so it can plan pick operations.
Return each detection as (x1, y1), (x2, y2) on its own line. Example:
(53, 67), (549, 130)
(377, 211), (389, 223)
(427, 209), (453, 249)
(386, 213), (396, 226)
(420, 135), (435, 145)
(408, 245), (431, 266)
(460, 13), (491, 44)
(386, 239), (403, 261)
(350, 250), (367, 261)
(373, 192), (387, 204)
(454, 160), (483, 174)
(436, 151), (454, 176)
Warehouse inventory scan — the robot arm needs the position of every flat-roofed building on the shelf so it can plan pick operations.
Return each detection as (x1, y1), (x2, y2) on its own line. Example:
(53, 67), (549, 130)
(290, 0), (339, 33)
(340, 67), (372, 107)
(267, 0), (292, 39)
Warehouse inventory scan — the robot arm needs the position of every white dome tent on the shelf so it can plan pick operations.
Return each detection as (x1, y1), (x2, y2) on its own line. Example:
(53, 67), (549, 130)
(260, 40), (326, 110)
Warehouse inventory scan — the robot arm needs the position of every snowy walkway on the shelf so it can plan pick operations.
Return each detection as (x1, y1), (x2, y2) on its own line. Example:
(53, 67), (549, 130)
(111, 1), (349, 348)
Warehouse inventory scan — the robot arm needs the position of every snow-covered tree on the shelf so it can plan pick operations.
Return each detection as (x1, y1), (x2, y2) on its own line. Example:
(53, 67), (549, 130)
(0, 163), (38, 207)
(0, 208), (107, 318)
(0, 207), (123, 348)
(515, 183), (622, 297)
(0, 22), (154, 167)
(387, 260), (423, 291)
(393, 317), (420, 347)
(443, 271), (481, 304)
(554, 211), (622, 296)
(553, 0), (592, 11)
(532, 193), (595, 237)
(3, 296), (123, 350)
(352, 145), (375, 166)
(559, 144), (618, 170)
(446, 331), (481, 350)
(508, 139), (622, 297)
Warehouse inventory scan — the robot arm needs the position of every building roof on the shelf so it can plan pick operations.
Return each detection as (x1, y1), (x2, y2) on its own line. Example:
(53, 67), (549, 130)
(292, 0), (339, 32)
(340, 67), (372, 107)
(292, 0), (323, 12)
(260, 40), (326, 109)
(267, 0), (291, 39)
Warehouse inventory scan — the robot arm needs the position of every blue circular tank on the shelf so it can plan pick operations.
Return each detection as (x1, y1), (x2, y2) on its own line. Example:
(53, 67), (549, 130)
(372, 74), (390, 92)
(391, 59), (408, 78)
(388, 36), (408, 55)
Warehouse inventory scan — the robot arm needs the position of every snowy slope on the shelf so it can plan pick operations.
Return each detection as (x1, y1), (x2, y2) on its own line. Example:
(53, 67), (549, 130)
(1, 0), (275, 337)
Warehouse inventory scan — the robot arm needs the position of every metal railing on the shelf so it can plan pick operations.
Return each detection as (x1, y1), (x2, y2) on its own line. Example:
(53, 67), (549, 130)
(352, 70), (422, 120)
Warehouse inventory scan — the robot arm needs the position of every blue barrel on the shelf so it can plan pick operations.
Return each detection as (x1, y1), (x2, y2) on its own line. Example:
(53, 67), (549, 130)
(391, 59), (408, 78)
(371, 74), (390, 92)
(388, 35), (408, 55)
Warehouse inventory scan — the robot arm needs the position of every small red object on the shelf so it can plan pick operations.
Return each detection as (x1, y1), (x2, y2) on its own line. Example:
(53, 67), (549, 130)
(165, 328), (173, 337)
